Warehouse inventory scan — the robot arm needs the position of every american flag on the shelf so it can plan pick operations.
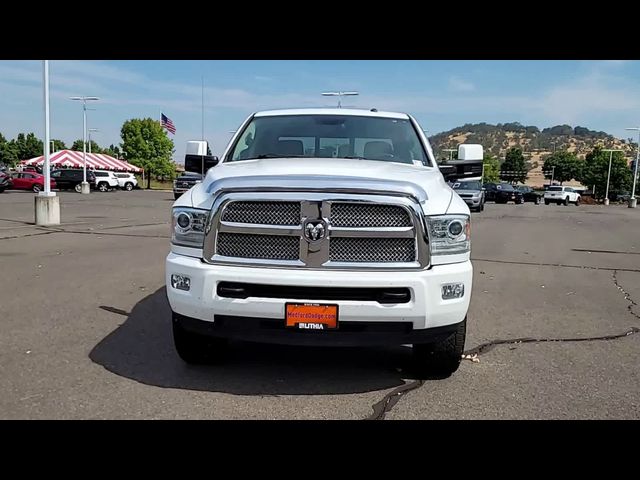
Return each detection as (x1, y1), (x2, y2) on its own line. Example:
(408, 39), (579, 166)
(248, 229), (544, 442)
(161, 113), (176, 134)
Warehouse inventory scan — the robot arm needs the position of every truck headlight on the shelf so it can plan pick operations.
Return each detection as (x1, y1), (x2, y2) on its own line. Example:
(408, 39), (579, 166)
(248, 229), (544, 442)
(426, 214), (470, 256)
(171, 207), (208, 248)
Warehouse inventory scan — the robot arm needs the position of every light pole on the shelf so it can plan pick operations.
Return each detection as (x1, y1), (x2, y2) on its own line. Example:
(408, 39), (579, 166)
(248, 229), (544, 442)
(321, 91), (359, 108)
(34, 60), (60, 225)
(625, 127), (640, 208)
(88, 128), (99, 154)
(602, 149), (623, 206)
(69, 96), (99, 194)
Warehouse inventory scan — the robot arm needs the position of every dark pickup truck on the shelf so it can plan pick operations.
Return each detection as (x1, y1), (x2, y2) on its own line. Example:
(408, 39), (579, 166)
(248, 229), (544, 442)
(515, 185), (542, 204)
(484, 182), (524, 204)
(173, 172), (203, 200)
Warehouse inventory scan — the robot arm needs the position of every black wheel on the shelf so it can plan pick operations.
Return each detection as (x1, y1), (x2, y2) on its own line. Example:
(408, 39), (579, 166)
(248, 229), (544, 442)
(98, 182), (109, 192)
(413, 318), (466, 378)
(564, 197), (570, 206)
(479, 202), (484, 212)
(32, 184), (42, 193)
(74, 183), (82, 193)
(124, 182), (133, 191)
(575, 197), (580, 206)
(535, 197), (540, 205)
(0, 187), (5, 193)
(516, 199), (523, 205)
(544, 200), (550, 205)
(172, 317), (228, 365)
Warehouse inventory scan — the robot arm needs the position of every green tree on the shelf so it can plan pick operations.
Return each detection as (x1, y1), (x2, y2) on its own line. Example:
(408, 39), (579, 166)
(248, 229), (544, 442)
(579, 146), (632, 199)
(103, 144), (121, 158)
(542, 151), (582, 184)
(13, 132), (43, 161)
(0, 133), (19, 167)
(500, 147), (528, 183)
(482, 153), (500, 183)
(71, 139), (102, 153)
(51, 139), (67, 151)
(120, 118), (175, 189)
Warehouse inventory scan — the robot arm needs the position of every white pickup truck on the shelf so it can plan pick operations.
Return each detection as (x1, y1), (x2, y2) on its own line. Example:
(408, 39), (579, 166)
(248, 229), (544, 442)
(166, 108), (476, 377)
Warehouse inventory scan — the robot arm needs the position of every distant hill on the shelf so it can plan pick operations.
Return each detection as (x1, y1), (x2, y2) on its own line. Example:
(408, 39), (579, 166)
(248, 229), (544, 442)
(429, 122), (634, 186)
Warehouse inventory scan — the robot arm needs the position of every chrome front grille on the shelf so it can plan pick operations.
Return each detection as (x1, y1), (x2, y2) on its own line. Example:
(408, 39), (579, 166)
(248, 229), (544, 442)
(330, 203), (411, 227)
(221, 201), (300, 225)
(329, 238), (416, 263)
(217, 232), (299, 260)
(209, 195), (427, 269)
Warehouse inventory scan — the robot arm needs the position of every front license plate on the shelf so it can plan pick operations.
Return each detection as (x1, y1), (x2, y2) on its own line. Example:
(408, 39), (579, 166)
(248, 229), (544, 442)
(285, 303), (339, 330)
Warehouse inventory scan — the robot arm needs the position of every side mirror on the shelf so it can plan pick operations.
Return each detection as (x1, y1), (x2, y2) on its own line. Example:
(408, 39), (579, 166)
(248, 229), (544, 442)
(184, 154), (219, 174)
(458, 144), (483, 161)
(439, 164), (457, 181)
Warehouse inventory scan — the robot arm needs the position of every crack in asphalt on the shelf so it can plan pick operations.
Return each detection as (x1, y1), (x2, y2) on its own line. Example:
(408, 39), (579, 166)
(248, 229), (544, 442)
(572, 248), (640, 256)
(612, 270), (640, 320)
(0, 222), (168, 240)
(472, 257), (640, 273)
(366, 380), (425, 420)
(366, 269), (640, 420)
(462, 327), (640, 356)
(99, 306), (130, 316)
(0, 230), (58, 241)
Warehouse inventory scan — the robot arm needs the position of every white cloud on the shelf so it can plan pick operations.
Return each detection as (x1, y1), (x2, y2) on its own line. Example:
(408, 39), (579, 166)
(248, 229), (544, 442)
(448, 76), (475, 92)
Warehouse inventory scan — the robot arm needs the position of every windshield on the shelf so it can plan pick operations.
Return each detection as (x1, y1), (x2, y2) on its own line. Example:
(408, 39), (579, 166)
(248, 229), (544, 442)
(499, 184), (516, 192)
(453, 181), (482, 190)
(227, 114), (430, 166)
(548, 186), (563, 191)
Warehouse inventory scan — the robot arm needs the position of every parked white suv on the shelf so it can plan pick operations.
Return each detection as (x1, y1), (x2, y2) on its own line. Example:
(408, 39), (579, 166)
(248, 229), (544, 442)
(166, 108), (476, 377)
(93, 170), (119, 192)
(115, 172), (138, 191)
(544, 186), (581, 205)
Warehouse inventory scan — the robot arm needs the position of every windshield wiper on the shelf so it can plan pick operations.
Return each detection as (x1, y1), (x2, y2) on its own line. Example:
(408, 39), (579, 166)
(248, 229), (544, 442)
(252, 153), (306, 159)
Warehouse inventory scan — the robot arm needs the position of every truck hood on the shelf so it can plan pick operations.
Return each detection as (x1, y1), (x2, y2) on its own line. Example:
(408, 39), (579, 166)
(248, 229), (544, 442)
(181, 157), (468, 216)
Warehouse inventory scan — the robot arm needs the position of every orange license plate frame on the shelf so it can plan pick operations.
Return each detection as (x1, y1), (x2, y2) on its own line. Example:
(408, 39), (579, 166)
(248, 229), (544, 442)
(285, 303), (339, 330)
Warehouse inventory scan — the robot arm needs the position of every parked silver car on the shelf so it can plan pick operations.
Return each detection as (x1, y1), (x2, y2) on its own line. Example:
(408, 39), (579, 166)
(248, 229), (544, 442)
(452, 180), (485, 212)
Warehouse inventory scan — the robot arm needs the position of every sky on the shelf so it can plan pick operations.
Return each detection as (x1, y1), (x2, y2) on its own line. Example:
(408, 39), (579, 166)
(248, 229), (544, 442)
(1, 60), (640, 161)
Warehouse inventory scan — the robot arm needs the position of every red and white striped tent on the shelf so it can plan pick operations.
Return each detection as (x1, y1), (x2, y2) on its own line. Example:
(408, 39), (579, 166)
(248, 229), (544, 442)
(20, 150), (143, 173)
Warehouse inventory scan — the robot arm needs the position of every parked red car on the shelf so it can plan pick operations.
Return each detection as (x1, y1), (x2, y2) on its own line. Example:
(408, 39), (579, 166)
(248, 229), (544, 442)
(10, 172), (56, 192)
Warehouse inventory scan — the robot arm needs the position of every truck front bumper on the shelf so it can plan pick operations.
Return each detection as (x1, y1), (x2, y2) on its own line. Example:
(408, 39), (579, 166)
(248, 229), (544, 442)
(166, 253), (472, 346)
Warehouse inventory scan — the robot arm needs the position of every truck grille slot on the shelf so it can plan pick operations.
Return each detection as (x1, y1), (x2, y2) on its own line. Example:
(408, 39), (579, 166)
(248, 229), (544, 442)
(331, 203), (411, 227)
(216, 233), (299, 260)
(221, 201), (300, 225)
(329, 237), (416, 263)
(211, 198), (424, 268)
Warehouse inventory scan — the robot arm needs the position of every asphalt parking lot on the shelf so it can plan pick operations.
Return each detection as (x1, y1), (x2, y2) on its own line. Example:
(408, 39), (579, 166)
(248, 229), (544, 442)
(1, 189), (639, 419)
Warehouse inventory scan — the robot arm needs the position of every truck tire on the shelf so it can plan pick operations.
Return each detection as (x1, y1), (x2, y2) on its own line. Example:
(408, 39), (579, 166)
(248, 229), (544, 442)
(124, 182), (133, 191)
(98, 182), (109, 192)
(413, 317), (466, 378)
(172, 317), (228, 364)
(544, 200), (550, 205)
(75, 184), (82, 193)
(564, 197), (570, 206)
(575, 197), (580, 206)
(32, 184), (42, 193)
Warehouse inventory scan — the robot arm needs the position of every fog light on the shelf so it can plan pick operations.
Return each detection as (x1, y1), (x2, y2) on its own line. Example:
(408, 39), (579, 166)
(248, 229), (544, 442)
(442, 283), (464, 299)
(171, 274), (191, 291)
